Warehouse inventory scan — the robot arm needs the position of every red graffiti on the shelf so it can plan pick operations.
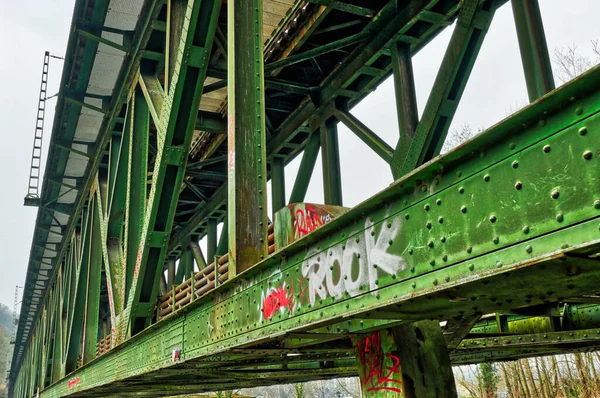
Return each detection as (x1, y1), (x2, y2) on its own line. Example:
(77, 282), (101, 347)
(295, 205), (326, 238)
(67, 377), (80, 389)
(357, 331), (402, 393)
(262, 285), (294, 320)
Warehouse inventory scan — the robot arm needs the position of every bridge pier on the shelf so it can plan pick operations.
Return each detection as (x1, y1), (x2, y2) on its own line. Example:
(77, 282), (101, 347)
(354, 321), (457, 397)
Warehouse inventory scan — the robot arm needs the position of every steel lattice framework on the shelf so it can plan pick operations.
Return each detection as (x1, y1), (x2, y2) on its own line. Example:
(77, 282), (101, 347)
(8, 0), (600, 397)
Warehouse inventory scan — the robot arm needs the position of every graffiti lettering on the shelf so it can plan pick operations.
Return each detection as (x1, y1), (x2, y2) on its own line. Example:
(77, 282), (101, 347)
(261, 283), (295, 320)
(301, 217), (405, 305)
(358, 331), (402, 393)
(67, 377), (81, 390)
(294, 204), (328, 239)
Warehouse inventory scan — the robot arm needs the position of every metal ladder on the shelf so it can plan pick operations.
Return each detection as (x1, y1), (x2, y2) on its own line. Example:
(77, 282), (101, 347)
(24, 51), (50, 207)
(10, 286), (21, 343)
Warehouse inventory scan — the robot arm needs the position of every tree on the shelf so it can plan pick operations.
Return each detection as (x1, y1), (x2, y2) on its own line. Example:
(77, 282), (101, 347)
(552, 40), (600, 85)
(292, 382), (305, 398)
(478, 362), (499, 398)
(441, 124), (483, 154)
(0, 304), (11, 332)
(0, 325), (10, 398)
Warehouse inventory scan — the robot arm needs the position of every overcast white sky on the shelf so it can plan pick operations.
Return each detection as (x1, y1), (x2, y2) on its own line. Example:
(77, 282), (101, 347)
(0, 1), (598, 309)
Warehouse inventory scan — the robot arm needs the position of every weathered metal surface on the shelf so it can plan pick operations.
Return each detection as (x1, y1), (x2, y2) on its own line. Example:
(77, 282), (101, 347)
(227, 0), (269, 276)
(354, 322), (457, 397)
(511, 0), (555, 102)
(274, 203), (348, 249)
(26, 64), (600, 396)
(10, 0), (600, 395)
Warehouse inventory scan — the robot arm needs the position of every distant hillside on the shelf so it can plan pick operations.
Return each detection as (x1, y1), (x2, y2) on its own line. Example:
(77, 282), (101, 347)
(0, 304), (13, 397)
(0, 304), (11, 333)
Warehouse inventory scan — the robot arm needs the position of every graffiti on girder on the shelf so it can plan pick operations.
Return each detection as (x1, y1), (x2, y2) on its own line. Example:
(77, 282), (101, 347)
(357, 331), (403, 394)
(261, 282), (295, 321)
(300, 216), (406, 306)
(294, 204), (331, 239)
(67, 377), (80, 390)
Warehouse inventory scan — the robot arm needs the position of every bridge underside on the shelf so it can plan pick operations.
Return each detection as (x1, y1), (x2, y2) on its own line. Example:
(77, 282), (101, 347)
(9, 0), (600, 396)
(72, 244), (600, 397)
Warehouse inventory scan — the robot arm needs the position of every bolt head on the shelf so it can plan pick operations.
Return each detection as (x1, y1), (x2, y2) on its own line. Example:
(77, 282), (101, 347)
(551, 190), (560, 199)
(515, 181), (523, 190)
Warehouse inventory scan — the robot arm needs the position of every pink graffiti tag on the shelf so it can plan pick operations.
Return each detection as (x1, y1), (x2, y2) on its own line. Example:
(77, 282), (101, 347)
(67, 377), (80, 390)
(295, 205), (325, 238)
(357, 331), (403, 393)
(262, 286), (294, 320)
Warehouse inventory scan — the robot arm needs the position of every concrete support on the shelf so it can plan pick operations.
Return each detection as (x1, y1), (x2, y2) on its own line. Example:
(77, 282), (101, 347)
(354, 321), (457, 397)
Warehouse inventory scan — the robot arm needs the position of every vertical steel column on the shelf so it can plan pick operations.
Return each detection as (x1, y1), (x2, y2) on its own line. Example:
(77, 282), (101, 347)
(183, 242), (194, 275)
(289, 131), (320, 204)
(390, 41), (419, 180)
(125, 88), (149, 300)
(511, 0), (555, 102)
(83, 199), (102, 364)
(320, 118), (343, 206)
(216, 219), (228, 255)
(190, 240), (207, 269)
(167, 257), (176, 286)
(207, 218), (217, 261)
(271, 157), (286, 216)
(227, 0), (269, 276)
(66, 226), (90, 373)
(354, 321), (458, 397)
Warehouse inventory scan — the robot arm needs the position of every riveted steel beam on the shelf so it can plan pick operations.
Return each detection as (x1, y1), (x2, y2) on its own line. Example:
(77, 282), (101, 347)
(289, 131), (321, 204)
(264, 32), (369, 72)
(306, 0), (375, 17)
(37, 65), (600, 396)
(124, 0), (222, 335)
(452, 328), (600, 364)
(333, 108), (393, 164)
(227, 0), (269, 275)
(320, 118), (343, 206)
(392, 0), (497, 178)
(271, 156), (286, 215)
(511, 0), (555, 102)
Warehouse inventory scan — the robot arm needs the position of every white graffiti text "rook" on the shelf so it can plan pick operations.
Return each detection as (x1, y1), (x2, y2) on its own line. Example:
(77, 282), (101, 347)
(301, 217), (406, 305)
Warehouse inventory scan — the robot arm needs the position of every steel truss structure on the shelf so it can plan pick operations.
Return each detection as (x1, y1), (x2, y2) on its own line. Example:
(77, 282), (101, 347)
(8, 0), (600, 396)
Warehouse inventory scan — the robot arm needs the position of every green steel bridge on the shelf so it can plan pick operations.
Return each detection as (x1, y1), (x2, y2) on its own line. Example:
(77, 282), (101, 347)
(8, 0), (600, 396)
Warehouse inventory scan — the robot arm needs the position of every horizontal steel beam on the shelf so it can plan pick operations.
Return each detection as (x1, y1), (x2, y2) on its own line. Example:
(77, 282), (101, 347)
(39, 64), (600, 397)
